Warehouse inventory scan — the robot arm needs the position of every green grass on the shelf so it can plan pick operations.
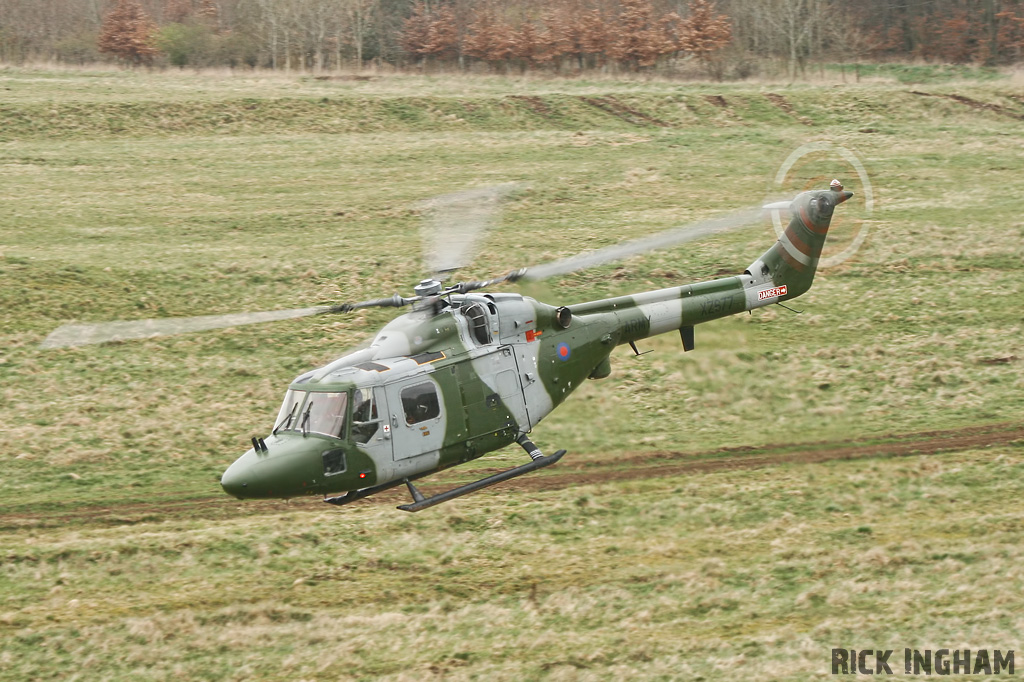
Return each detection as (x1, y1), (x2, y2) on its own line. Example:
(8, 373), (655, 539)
(3, 450), (1024, 680)
(1, 66), (1023, 680)
(824, 62), (1009, 84)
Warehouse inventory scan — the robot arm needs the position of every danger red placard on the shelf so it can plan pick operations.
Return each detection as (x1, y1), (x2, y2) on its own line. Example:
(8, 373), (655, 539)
(758, 285), (788, 301)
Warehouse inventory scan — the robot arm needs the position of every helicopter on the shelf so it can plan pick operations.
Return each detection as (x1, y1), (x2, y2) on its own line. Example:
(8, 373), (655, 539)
(42, 181), (853, 512)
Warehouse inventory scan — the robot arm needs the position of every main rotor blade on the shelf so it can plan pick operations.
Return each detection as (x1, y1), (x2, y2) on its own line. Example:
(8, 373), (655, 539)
(521, 207), (766, 281)
(40, 306), (332, 349)
(418, 182), (522, 277)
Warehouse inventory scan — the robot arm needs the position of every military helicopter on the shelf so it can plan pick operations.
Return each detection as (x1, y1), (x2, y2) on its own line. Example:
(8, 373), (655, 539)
(42, 181), (852, 511)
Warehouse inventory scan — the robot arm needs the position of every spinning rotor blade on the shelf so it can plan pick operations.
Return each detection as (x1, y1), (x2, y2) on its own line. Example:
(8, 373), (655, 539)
(40, 306), (337, 349)
(521, 207), (767, 282)
(419, 182), (522, 277)
(41, 191), (782, 350)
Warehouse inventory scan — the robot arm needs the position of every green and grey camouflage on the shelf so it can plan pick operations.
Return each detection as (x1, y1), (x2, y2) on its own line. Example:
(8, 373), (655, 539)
(219, 186), (853, 511)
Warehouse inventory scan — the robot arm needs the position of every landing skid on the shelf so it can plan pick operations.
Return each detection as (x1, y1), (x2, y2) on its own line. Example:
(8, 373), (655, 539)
(397, 449), (566, 512)
(323, 476), (413, 508)
(323, 436), (566, 512)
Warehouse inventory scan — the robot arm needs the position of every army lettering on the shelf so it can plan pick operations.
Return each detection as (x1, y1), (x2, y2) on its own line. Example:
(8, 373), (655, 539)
(622, 317), (651, 336)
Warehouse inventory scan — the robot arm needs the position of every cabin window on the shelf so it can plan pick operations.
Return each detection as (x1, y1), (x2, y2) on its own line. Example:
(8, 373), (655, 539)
(351, 387), (380, 444)
(303, 392), (348, 438)
(401, 382), (440, 424)
(322, 448), (346, 476)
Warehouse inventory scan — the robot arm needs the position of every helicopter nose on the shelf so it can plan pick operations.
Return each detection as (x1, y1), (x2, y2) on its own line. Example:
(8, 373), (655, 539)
(220, 455), (252, 499)
(220, 435), (328, 499)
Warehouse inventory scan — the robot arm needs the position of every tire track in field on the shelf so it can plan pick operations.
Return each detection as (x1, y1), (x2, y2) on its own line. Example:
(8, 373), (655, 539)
(2, 423), (1021, 529)
(512, 422), (1024, 492)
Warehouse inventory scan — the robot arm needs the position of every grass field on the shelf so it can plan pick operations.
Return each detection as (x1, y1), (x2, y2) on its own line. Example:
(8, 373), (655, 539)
(1, 66), (1023, 680)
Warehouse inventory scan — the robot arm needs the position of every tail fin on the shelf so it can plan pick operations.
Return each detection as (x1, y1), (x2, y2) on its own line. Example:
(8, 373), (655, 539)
(746, 186), (853, 301)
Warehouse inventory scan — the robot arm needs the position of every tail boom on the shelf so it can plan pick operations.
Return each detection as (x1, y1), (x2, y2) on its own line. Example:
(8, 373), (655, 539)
(567, 186), (853, 349)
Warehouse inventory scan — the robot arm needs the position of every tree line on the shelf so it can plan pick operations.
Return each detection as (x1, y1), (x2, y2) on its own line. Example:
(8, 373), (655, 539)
(2, 0), (1024, 77)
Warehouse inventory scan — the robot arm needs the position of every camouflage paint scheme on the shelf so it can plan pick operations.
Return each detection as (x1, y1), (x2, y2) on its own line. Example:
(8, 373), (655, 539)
(220, 188), (852, 501)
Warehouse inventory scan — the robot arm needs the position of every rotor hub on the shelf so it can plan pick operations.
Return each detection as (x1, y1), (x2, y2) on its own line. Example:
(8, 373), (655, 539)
(414, 279), (443, 298)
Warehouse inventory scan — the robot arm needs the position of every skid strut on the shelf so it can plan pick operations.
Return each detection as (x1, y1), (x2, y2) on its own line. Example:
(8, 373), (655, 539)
(397, 438), (566, 512)
(323, 476), (411, 507)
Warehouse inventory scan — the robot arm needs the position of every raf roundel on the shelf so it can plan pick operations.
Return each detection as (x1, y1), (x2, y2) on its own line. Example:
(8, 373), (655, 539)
(556, 342), (571, 361)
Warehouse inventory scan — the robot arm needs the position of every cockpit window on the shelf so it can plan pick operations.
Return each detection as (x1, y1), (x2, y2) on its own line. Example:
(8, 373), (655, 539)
(303, 392), (348, 438)
(275, 390), (349, 438)
(273, 390), (305, 434)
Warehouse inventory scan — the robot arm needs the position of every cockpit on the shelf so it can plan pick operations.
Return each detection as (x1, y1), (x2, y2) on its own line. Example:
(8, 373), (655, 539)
(272, 387), (381, 444)
(273, 389), (346, 438)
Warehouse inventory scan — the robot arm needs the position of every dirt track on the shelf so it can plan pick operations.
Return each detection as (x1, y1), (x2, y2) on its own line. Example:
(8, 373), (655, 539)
(3, 422), (1021, 530)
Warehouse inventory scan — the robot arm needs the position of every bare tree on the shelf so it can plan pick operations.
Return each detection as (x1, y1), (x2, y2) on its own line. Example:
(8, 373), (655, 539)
(345, 0), (378, 68)
(759, 0), (824, 79)
(823, 10), (879, 81)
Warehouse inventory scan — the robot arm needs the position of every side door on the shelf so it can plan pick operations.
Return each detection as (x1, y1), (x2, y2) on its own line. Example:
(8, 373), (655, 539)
(351, 385), (392, 458)
(385, 377), (446, 461)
